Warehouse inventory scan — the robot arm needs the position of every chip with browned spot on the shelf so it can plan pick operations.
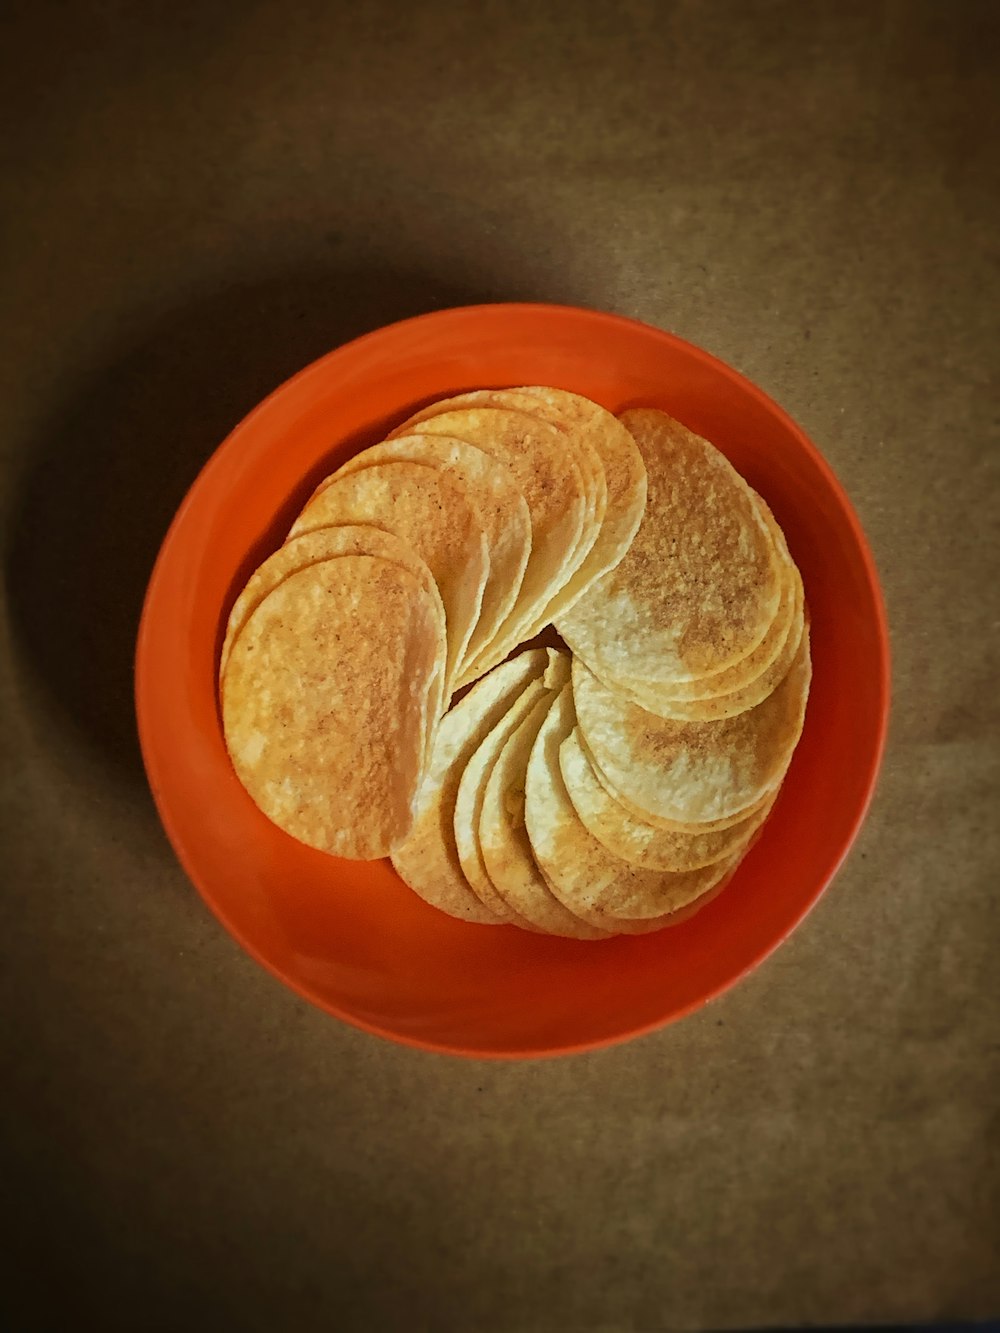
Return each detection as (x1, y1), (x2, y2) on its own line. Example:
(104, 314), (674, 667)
(498, 386), (647, 613)
(557, 408), (783, 688)
(288, 460), (488, 694)
(397, 389), (606, 581)
(595, 492), (803, 719)
(526, 686), (743, 932)
(559, 728), (775, 872)
(219, 525), (444, 700)
(223, 556), (445, 860)
(388, 406), (588, 682)
(573, 629), (812, 824)
(327, 433), (532, 680)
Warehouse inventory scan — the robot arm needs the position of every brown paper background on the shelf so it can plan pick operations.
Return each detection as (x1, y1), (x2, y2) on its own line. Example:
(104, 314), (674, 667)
(2, 2), (997, 1330)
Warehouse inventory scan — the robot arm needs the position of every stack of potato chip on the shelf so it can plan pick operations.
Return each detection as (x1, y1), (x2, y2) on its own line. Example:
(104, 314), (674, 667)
(220, 388), (647, 862)
(221, 395), (810, 936)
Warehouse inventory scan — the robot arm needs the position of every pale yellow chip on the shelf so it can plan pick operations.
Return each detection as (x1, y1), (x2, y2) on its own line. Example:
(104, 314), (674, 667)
(559, 728), (775, 872)
(585, 751), (774, 834)
(390, 650), (549, 924)
(557, 409), (783, 687)
(220, 524), (447, 771)
(388, 407), (588, 681)
(452, 678), (550, 923)
(479, 687), (610, 939)
(288, 460), (489, 693)
(222, 557), (445, 860)
(453, 649), (570, 921)
(525, 686), (742, 932)
(573, 628), (812, 824)
(328, 434), (532, 677)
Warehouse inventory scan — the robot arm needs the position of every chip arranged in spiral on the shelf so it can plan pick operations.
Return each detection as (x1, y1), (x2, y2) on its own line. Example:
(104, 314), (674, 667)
(220, 393), (809, 938)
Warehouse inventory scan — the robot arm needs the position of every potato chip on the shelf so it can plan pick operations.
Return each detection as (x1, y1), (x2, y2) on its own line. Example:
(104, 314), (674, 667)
(598, 493), (801, 715)
(479, 687), (610, 939)
(559, 728), (774, 871)
(328, 434), (532, 676)
(501, 387), (647, 610)
(398, 389), (605, 577)
(219, 524), (444, 692)
(573, 628), (812, 823)
(452, 676), (551, 923)
(607, 598), (807, 723)
(585, 752), (773, 833)
(288, 460), (488, 692)
(223, 557), (445, 859)
(525, 686), (741, 932)
(557, 409), (783, 687)
(390, 649), (548, 924)
(388, 407), (588, 680)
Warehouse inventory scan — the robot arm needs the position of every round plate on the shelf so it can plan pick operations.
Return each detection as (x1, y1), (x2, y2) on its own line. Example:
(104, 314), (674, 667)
(135, 303), (890, 1058)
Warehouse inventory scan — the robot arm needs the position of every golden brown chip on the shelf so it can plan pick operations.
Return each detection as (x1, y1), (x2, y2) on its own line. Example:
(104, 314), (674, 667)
(328, 434), (532, 677)
(388, 406), (587, 680)
(222, 557), (445, 859)
(501, 386), (647, 610)
(390, 650), (549, 924)
(397, 389), (605, 580)
(600, 490), (803, 716)
(573, 628), (812, 824)
(559, 728), (774, 872)
(287, 460), (488, 694)
(219, 525), (444, 689)
(525, 686), (742, 933)
(606, 593), (807, 723)
(557, 408), (783, 687)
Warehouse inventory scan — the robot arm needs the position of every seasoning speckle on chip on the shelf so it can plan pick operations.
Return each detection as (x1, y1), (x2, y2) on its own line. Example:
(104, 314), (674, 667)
(222, 556), (445, 860)
(557, 408), (783, 686)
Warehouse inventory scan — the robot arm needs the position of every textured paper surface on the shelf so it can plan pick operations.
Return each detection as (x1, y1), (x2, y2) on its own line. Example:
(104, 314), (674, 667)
(1, 2), (997, 1329)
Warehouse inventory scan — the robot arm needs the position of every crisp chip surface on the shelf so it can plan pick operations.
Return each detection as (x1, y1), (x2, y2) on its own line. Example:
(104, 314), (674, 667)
(390, 650), (548, 924)
(557, 409), (783, 686)
(573, 629), (812, 823)
(452, 677), (550, 922)
(219, 524), (444, 687)
(223, 557), (445, 860)
(390, 406), (587, 680)
(504, 386), (647, 612)
(525, 687), (740, 932)
(559, 728), (774, 872)
(331, 433), (532, 677)
(479, 683), (609, 939)
(397, 388), (605, 581)
(585, 753), (774, 833)
(288, 459), (488, 693)
(608, 596), (807, 723)
(598, 493), (802, 718)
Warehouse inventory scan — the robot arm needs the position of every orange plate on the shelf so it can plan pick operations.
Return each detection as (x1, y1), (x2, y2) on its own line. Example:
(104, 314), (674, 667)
(135, 304), (890, 1059)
